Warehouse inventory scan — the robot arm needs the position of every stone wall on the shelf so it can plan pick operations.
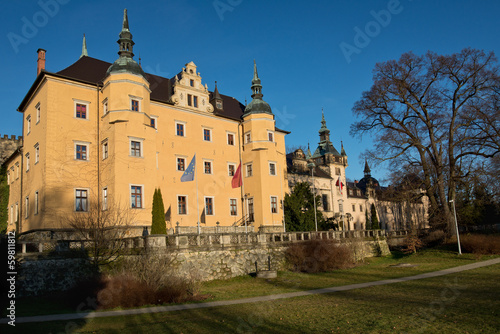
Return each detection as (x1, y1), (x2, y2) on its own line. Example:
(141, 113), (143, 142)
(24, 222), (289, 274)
(16, 235), (390, 296)
(0, 134), (22, 165)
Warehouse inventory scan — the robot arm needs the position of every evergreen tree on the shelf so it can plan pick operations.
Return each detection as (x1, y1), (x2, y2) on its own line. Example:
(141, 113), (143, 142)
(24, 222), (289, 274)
(0, 165), (9, 234)
(370, 203), (379, 229)
(284, 182), (325, 231)
(151, 188), (166, 234)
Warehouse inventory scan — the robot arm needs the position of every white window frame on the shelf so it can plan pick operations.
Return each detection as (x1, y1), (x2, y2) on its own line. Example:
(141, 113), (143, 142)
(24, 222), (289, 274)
(270, 196), (278, 214)
(36, 102), (41, 124)
(102, 187), (108, 211)
(25, 153), (30, 172)
(7, 172), (10, 185)
(129, 137), (144, 158)
(175, 121), (186, 137)
(25, 196), (29, 219)
(26, 115), (31, 134)
(202, 127), (212, 142)
(10, 206), (13, 225)
(75, 188), (89, 212)
(269, 162), (277, 176)
(226, 132), (235, 146)
(203, 159), (213, 174)
(245, 131), (251, 144)
(227, 163), (236, 176)
(245, 163), (253, 177)
(129, 95), (142, 112)
(176, 155), (187, 171)
(102, 139), (109, 160)
(130, 184), (144, 209)
(34, 143), (39, 164)
(15, 203), (18, 223)
(150, 115), (158, 129)
(229, 198), (238, 216)
(177, 195), (188, 215)
(102, 99), (108, 115)
(204, 196), (215, 216)
(74, 141), (90, 161)
(73, 99), (90, 120)
(267, 130), (274, 142)
(34, 191), (39, 215)
(15, 163), (19, 179)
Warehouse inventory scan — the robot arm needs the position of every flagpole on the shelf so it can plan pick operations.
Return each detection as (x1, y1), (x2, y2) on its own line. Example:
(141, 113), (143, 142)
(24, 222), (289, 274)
(195, 154), (200, 235)
(237, 122), (247, 233)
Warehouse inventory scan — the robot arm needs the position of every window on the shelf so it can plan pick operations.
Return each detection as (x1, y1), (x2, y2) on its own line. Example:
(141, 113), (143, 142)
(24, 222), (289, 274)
(348, 189), (353, 196)
(178, 196), (187, 214)
(34, 191), (39, 215)
(352, 204), (356, 212)
(131, 186), (142, 208)
(150, 118), (156, 129)
(102, 187), (108, 211)
(15, 203), (18, 223)
(130, 140), (141, 157)
(34, 143), (39, 164)
(248, 198), (254, 222)
(205, 197), (214, 215)
(75, 189), (88, 212)
(339, 202), (343, 213)
(102, 141), (108, 160)
(322, 194), (329, 211)
(36, 103), (40, 123)
(204, 160), (212, 174)
(230, 199), (237, 216)
(216, 100), (223, 109)
(187, 94), (192, 106)
(203, 128), (211, 141)
(176, 122), (185, 137)
(228, 163), (236, 176)
(268, 131), (274, 142)
(25, 153), (30, 172)
(360, 205), (363, 212)
(246, 164), (253, 177)
(76, 103), (87, 119)
(9, 206), (13, 225)
(15, 163), (19, 179)
(131, 99), (139, 111)
(271, 196), (278, 213)
(27, 115), (31, 134)
(335, 167), (341, 176)
(76, 144), (87, 160)
(227, 133), (235, 145)
(103, 101), (108, 115)
(25, 196), (29, 218)
(190, 79), (194, 87)
(177, 157), (186, 171)
(269, 162), (276, 176)
(193, 96), (198, 108)
(245, 132), (251, 143)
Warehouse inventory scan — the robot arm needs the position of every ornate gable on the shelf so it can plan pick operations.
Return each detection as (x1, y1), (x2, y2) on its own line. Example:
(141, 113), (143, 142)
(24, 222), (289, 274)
(170, 61), (213, 113)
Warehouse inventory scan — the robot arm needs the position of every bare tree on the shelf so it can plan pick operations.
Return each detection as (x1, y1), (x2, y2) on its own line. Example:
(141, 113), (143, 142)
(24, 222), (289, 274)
(351, 48), (500, 233)
(67, 201), (135, 268)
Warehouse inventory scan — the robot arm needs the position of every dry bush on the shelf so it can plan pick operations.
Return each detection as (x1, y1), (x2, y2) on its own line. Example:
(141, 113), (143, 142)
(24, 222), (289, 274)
(423, 229), (446, 247)
(286, 239), (354, 273)
(402, 234), (424, 254)
(460, 234), (500, 255)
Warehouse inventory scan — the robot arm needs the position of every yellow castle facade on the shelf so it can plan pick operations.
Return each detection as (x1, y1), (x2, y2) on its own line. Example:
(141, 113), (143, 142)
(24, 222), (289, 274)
(4, 10), (288, 235)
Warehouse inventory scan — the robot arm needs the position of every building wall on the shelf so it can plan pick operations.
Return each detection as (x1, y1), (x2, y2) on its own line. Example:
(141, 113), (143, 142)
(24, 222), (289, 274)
(12, 66), (288, 234)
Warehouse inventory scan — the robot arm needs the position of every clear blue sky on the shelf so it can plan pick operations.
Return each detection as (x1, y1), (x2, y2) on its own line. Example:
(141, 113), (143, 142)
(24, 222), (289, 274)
(1, 0), (499, 182)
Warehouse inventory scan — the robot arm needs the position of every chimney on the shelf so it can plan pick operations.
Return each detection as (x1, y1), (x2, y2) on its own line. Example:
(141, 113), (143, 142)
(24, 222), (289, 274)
(37, 48), (46, 76)
(354, 180), (358, 184)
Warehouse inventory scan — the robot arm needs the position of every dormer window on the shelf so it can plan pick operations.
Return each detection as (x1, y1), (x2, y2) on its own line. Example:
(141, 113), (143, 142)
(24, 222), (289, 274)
(216, 100), (223, 109)
(190, 79), (194, 87)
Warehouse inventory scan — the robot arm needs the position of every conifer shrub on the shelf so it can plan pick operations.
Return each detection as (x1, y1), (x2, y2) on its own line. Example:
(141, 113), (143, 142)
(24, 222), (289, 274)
(285, 239), (354, 273)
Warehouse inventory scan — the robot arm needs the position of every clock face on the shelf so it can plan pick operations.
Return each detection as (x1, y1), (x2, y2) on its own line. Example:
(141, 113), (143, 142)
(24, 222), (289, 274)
(216, 101), (222, 109)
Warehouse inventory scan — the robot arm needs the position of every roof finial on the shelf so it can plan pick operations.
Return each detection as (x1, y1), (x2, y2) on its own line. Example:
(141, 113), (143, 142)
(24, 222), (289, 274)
(138, 52), (141, 67)
(80, 34), (88, 58)
(123, 8), (129, 30)
(341, 140), (347, 156)
(364, 159), (371, 176)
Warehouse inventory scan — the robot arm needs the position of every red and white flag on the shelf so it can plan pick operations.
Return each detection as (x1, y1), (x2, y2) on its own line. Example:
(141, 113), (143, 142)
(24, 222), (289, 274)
(335, 177), (344, 194)
(231, 163), (242, 188)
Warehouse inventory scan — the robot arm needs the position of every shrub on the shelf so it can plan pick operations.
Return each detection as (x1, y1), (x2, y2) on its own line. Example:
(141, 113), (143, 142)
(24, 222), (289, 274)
(460, 234), (500, 255)
(423, 229), (446, 247)
(402, 234), (424, 254)
(285, 239), (354, 273)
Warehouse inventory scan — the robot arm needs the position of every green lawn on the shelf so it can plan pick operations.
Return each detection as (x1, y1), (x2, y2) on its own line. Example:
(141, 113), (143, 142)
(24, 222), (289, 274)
(7, 250), (500, 333)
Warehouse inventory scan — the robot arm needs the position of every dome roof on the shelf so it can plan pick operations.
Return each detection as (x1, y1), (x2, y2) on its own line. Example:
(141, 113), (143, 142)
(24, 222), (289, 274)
(106, 56), (146, 77)
(244, 98), (272, 115)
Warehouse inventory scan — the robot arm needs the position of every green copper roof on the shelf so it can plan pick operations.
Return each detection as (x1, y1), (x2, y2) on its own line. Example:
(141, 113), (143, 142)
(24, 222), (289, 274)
(106, 9), (146, 78)
(243, 60), (273, 116)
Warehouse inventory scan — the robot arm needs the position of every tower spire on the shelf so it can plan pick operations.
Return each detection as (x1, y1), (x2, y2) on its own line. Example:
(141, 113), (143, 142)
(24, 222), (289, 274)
(364, 159), (371, 176)
(318, 109), (331, 143)
(243, 60), (272, 115)
(80, 34), (88, 58)
(251, 60), (263, 99)
(118, 8), (134, 58)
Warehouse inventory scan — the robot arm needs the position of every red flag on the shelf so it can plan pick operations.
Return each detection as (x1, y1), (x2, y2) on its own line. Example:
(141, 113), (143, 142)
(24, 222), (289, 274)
(336, 177), (344, 194)
(231, 163), (242, 188)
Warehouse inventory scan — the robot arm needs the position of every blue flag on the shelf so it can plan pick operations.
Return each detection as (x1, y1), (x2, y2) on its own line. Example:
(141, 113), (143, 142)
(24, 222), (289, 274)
(181, 154), (196, 182)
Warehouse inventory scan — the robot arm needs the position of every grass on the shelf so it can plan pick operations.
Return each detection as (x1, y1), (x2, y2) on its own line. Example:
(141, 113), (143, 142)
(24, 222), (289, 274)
(6, 249), (499, 333)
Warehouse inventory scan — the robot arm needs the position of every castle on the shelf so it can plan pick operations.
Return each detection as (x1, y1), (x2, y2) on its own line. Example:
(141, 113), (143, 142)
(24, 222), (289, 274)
(0, 134), (22, 166)
(3, 9), (428, 236)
